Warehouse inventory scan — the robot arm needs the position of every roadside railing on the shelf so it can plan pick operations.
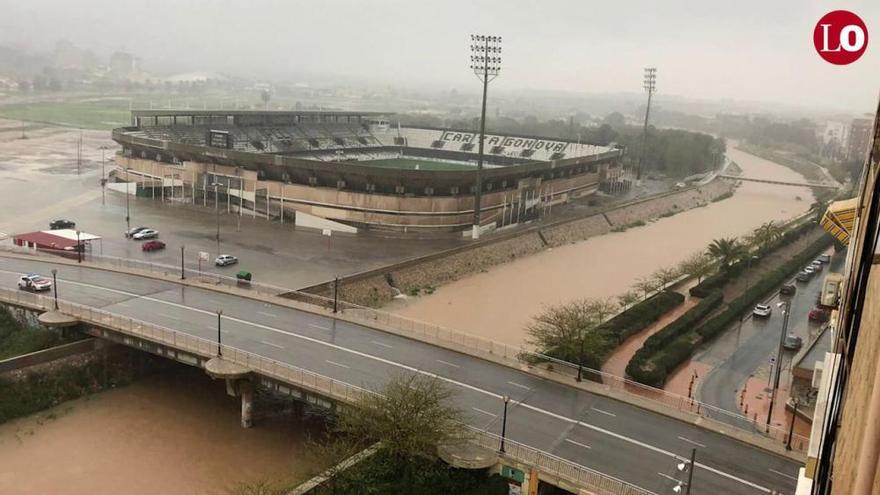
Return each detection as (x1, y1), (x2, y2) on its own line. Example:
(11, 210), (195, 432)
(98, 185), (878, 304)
(0, 287), (649, 495)
(0, 246), (808, 452)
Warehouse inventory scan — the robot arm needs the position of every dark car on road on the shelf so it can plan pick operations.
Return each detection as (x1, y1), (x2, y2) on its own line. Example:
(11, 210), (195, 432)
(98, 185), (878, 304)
(142, 240), (166, 252)
(49, 219), (75, 230)
(780, 284), (797, 296)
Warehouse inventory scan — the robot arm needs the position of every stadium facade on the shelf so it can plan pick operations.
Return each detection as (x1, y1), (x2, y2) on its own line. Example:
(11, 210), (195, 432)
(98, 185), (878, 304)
(112, 110), (625, 234)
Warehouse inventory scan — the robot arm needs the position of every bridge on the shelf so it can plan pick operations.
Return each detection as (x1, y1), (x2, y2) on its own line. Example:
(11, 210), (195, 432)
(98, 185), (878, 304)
(719, 174), (839, 189)
(0, 252), (803, 494)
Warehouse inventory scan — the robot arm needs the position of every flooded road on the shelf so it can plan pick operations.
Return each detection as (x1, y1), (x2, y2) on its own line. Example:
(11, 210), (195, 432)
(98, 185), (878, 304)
(0, 370), (321, 495)
(391, 146), (815, 346)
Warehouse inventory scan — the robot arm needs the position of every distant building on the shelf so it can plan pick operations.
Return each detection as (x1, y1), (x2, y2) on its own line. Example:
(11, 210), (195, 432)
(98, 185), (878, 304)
(109, 52), (139, 77)
(846, 117), (873, 162)
(822, 121), (848, 161)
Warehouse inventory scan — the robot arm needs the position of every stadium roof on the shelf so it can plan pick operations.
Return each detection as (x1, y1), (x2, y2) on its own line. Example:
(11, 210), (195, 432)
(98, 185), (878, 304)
(130, 109), (391, 118)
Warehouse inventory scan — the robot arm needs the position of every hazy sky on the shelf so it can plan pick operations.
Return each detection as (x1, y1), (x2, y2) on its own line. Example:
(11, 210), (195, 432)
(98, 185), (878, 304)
(0, 0), (878, 113)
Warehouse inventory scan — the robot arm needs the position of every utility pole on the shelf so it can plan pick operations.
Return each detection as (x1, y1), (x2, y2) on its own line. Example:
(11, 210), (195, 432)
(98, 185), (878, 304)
(99, 145), (108, 205)
(685, 448), (696, 495)
(636, 68), (656, 184)
(468, 34), (502, 240)
(767, 300), (791, 429)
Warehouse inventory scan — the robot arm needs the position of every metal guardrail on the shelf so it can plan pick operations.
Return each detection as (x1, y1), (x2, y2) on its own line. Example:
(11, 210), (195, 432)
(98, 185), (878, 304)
(0, 246), (809, 452)
(0, 287), (649, 495)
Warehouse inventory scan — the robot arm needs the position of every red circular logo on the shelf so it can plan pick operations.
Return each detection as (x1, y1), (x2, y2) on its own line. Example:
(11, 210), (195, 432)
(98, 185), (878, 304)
(814, 10), (868, 65)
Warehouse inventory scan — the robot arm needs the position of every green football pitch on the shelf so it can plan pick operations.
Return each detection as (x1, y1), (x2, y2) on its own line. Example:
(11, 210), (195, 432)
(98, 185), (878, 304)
(355, 157), (474, 171)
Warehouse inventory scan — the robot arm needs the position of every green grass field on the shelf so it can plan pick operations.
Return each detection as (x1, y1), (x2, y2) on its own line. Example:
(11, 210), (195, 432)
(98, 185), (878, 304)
(356, 157), (475, 171)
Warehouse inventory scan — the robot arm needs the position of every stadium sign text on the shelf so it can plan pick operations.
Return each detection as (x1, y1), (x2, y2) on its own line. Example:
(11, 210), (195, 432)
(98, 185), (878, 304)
(440, 131), (569, 153)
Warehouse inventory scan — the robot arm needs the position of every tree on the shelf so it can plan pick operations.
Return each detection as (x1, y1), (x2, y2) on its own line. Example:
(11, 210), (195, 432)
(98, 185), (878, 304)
(678, 252), (714, 283)
(526, 298), (615, 371)
(707, 237), (747, 269)
(335, 374), (462, 469)
(651, 266), (680, 290)
(634, 277), (659, 300)
(748, 221), (783, 251)
(617, 290), (640, 311)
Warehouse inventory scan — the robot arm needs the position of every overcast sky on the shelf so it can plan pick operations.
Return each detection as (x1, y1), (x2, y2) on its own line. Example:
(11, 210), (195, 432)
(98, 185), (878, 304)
(0, 0), (877, 114)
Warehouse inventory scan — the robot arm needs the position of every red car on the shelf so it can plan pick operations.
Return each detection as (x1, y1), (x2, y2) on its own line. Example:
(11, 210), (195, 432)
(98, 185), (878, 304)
(142, 240), (166, 252)
(809, 307), (830, 322)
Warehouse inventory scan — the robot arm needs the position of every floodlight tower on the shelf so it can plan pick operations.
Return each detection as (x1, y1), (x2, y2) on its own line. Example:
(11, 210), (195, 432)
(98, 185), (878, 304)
(636, 67), (657, 183)
(469, 34), (502, 240)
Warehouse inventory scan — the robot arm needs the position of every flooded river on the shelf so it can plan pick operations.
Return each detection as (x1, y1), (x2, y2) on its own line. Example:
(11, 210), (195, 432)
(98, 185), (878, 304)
(0, 369), (321, 495)
(391, 146), (815, 346)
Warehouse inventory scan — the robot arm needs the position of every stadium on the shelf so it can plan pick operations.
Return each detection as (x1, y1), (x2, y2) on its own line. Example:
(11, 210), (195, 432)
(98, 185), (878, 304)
(112, 110), (626, 234)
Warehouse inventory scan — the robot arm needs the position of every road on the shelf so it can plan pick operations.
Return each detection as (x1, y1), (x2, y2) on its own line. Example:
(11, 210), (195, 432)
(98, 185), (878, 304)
(0, 255), (802, 494)
(697, 248), (844, 418)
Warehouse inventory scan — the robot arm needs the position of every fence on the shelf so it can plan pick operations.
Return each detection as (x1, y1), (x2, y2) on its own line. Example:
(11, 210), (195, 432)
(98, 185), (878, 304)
(0, 246), (808, 451)
(0, 287), (648, 495)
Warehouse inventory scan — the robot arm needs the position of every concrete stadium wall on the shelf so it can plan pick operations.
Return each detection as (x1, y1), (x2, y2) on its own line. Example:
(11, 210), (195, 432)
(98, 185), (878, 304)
(308, 179), (736, 307)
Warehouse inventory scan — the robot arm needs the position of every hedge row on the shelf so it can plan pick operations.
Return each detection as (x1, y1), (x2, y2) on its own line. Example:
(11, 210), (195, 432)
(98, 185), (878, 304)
(538, 291), (684, 371)
(625, 292), (723, 386)
(690, 221), (816, 297)
(627, 234), (833, 386)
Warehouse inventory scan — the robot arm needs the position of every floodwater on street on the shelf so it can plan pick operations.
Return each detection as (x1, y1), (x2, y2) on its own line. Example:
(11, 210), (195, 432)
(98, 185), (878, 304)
(0, 369), (323, 495)
(391, 146), (816, 346)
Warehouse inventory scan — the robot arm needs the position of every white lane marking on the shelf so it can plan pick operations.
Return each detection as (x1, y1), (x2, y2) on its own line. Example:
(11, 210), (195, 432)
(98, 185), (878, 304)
(158, 312), (180, 321)
(591, 406), (617, 418)
(371, 341), (393, 349)
(472, 407), (497, 418)
(257, 311), (278, 318)
(436, 359), (460, 368)
(115, 301), (130, 307)
(24, 270), (771, 493)
(564, 438), (591, 450)
(325, 360), (350, 369)
(260, 340), (284, 349)
(508, 381), (531, 391)
(657, 473), (681, 483)
(309, 323), (330, 331)
(769, 468), (798, 481)
(677, 436), (706, 448)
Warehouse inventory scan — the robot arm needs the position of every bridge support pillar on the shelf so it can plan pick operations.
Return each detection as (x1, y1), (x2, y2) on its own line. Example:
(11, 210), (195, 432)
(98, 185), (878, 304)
(240, 380), (254, 429)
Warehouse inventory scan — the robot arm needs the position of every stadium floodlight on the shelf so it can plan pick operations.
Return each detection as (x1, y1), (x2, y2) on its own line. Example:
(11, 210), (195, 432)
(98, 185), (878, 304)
(636, 67), (657, 183)
(468, 33), (502, 240)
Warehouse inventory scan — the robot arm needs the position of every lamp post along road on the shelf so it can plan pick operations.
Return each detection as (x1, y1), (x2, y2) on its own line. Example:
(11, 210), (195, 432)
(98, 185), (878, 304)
(216, 310), (223, 357)
(767, 300), (791, 428)
(468, 34), (502, 240)
(51, 269), (58, 310)
(500, 395), (510, 453)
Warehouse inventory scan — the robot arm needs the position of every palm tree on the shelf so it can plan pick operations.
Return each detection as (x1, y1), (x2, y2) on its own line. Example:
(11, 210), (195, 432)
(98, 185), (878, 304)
(707, 237), (747, 270)
(749, 221), (783, 251)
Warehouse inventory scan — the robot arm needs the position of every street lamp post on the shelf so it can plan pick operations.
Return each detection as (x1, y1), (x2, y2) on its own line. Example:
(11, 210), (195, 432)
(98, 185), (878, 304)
(786, 398), (800, 451)
(180, 245), (186, 280)
(333, 276), (339, 314)
(499, 395), (510, 453)
(213, 182), (221, 256)
(51, 269), (58, 310)
(468, 34), (502, 240)
(577, 331), (586, 382)
(216, 310), (223, 357)
(99, 145), (109, 205)
(76, 230), (82, 263)
(125, 169), (131, 234)
(767, 300), (791, 429)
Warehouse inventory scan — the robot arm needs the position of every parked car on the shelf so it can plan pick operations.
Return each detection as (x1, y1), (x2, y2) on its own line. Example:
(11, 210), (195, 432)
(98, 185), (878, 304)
(818, 254), (831, 263)
(809, 307), (831, 322)
(215, 254), (239, 267)
(125, 226), (149, 238)
(236, 270), (252, 282)
(49, 219), (75, 230)
(811, 260), (824, 270)
(675, 182), (687, 189)
(132, 228), (159, 240)
(783, 334), (803, 351)
(142, 240), (166, 252)
(796, 271), (812, 282)
(804, 266), (815, 275)
(18, 274), (52, 292)
(753, 304), (772, 317)
(780, 284), (797, 296)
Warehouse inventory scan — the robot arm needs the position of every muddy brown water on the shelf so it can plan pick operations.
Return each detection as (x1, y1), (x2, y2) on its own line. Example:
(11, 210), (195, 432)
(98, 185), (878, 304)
(390, 146), (816, 346)
(0, 370), (322, 495)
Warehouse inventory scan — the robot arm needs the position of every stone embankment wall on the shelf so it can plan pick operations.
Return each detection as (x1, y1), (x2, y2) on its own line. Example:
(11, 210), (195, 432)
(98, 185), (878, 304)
(305, 179), (736, 307)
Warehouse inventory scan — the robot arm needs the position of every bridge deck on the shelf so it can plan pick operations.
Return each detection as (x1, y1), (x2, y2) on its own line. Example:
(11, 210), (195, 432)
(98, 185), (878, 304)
(0, 257), (802, 494)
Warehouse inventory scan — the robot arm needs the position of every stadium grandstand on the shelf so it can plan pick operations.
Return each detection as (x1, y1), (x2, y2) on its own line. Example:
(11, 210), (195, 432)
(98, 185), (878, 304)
(112, 110), (626, 234)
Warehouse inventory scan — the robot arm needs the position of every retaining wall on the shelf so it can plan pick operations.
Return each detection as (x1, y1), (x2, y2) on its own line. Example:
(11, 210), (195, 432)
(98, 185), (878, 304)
(308, 178), (736, 307)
